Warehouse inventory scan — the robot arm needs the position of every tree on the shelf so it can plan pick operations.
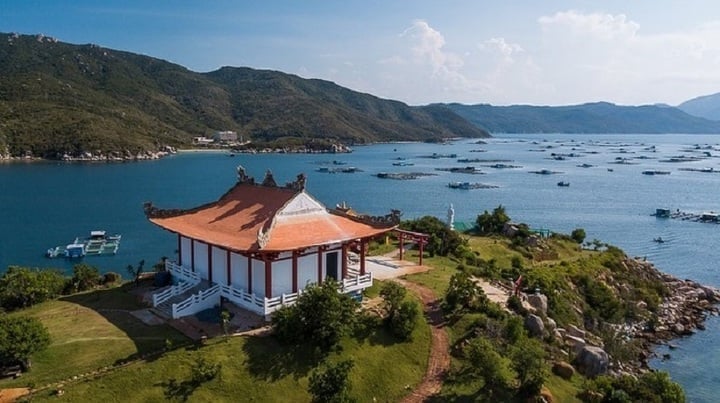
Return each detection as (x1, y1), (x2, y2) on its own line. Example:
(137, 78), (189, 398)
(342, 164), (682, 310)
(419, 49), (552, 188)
(70, 263), (101, 292)
(126, 259), (146, 286)
(380, 282), (406, 313)
(401, 216), (464, 257)
(0, 315), (51, 369)
(463, 337), (514, 393)
(0, 266), (66, 310)
(379, 282), (418, 340)
(510, 337), (548, 397)
(476, 205), (511, 235)
(308, 360), (355, 403)
(388, 300), (419, 340)
(571, 228), (586, 244)
(272, 279), (359, 353)
(442, 272), (487, 314)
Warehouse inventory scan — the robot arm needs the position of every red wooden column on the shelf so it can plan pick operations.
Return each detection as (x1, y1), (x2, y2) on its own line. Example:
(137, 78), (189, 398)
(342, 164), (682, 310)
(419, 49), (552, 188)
(264, 256), (272, 298)
(341, 244), (348, 279)
(207, 246), (213, 283)
(177, 234), (182, 265)
(226, 250), (231, 285)
(359, 239), (366, 275)
(190, 239), (195, 272)
(317, 247), (324, 284)
(399, 233), (404, 261)
(247, 255), (253, 294)
(419, 241), (424, 266)
(292, 251), (298, 293)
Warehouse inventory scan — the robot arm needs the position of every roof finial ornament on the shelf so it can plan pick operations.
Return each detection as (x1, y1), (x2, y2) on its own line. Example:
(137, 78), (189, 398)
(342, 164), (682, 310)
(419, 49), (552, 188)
(286, 173), (307, 190)
(236, 165), (254, 184)
(262, 169), (277, 187)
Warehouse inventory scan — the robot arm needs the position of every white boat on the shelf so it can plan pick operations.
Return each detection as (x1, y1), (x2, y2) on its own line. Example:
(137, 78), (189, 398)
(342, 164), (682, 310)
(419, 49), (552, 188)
(46, 230), (121, 258)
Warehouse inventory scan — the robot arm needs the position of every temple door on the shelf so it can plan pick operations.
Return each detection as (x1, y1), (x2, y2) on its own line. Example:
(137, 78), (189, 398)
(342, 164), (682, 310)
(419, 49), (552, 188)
(326, 252), (339, 281)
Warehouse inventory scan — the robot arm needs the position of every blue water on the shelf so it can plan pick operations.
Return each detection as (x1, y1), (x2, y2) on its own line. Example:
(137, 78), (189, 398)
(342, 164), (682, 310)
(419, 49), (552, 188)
(1, 134), (720, 401)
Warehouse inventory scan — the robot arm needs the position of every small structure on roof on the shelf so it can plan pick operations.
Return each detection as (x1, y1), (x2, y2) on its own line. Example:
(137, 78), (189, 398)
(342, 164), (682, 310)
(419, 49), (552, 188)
(145, 166), (401, 319)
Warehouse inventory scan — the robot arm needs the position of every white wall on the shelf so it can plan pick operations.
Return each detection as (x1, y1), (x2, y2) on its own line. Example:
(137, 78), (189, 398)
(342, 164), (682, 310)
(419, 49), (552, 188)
(180, 236), (192, 266)
(272, 259), (292, 296)
(298, 251), (318, 289)
(251, 258), (265, 297)
(193, 241), (209, 280)
(211, 246), (227, 285)
(230, 252), (248, 289)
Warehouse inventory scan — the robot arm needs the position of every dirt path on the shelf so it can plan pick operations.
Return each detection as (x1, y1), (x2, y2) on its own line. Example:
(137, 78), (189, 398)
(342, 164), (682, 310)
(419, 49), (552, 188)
(396, 279), (450, 403)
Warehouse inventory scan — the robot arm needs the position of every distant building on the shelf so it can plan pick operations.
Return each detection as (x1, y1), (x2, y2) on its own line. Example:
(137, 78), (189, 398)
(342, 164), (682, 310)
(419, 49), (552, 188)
(193, 136), (214, 146)
(213, 131), (239, 143)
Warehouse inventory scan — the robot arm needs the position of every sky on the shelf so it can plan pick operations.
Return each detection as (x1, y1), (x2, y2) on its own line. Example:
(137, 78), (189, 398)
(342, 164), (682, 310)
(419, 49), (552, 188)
(3, 1), (720, 106)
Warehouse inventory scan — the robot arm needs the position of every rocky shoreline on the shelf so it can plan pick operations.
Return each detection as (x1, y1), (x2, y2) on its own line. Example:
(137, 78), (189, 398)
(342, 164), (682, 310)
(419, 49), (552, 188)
(0, 146), (177, 163)
(519, 256), (719, 380)
(627, 258), (720, 371)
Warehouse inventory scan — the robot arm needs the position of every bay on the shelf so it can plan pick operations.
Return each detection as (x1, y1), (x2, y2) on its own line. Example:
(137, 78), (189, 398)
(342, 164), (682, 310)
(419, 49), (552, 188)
(1, 134), (719, 402)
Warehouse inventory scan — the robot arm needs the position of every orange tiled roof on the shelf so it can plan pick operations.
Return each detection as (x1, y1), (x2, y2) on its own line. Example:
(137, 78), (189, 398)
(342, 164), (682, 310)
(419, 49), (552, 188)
(147, 176), (397, 252)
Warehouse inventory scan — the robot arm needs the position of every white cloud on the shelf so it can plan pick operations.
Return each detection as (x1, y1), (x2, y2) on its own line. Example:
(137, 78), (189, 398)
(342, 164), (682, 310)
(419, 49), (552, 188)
(302, 12), (720, 106)
(533, 10), (720, 105)
(479, 37), (524, 62)
(538, 10), (639, 40)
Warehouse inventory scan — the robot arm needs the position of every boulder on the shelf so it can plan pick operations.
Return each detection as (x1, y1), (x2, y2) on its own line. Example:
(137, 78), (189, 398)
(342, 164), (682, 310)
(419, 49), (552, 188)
(545, 317), (557, 332)
(565, 334), (586, 353)
(567, 324), (586, 339)
(552, 361), (575, 380)
(574, 346), (609, 378)
(527, 293), (548, 316)
(525, 314), (545, 338)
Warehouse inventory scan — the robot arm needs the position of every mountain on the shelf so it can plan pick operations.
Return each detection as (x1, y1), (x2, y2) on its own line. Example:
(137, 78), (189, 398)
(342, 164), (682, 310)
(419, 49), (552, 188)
(678, 92), (720, 121)
(0, 33), (488, 159)
(444, 102), (720, 134)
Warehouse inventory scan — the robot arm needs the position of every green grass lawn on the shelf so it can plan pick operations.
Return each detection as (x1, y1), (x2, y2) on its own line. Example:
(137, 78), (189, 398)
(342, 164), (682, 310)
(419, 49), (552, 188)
(0, 284), (189, 390)
(1, 280), (431, 402)
(26, 307), (430, 402)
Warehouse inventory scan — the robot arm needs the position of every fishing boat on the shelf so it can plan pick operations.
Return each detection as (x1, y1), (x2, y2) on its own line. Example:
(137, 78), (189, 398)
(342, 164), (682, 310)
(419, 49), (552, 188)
(46, 230), (121, 258)
(653, 237), (666, 243)
(557, 181), (570, 187)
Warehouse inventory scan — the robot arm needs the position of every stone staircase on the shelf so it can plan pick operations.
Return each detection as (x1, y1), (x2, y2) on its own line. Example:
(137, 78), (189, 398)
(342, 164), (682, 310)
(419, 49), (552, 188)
(153, 280), (211, 319)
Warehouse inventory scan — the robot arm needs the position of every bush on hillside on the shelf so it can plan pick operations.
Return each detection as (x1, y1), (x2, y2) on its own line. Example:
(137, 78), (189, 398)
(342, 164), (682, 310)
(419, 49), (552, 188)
(401, 216), (464, 257)
(0, 266), (66, 311)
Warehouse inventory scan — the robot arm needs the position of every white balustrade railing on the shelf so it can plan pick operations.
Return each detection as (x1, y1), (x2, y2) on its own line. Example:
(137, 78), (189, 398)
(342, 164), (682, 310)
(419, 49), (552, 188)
(155, 264), (373, 318)
(172, 284), (221, 319)
(166, 261), (201, 284)
(152, 261), (201, 307)
(341, 272), (373, 293)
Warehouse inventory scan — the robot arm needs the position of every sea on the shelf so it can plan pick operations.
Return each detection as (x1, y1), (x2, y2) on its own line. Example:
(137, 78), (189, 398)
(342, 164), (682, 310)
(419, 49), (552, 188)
(1, 134), (719, 401)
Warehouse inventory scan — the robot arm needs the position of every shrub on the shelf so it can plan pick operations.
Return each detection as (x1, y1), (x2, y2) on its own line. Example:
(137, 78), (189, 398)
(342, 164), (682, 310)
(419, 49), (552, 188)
(0, 266), (66, 310)
(388, 300), (420, 340)
(70, 263), (101, 292)
(506, 295), (527, 315)
(190, 357), (221, 384)
(571, 228), (587, 244)
(102, 271), (122, 284)
(379, 282), (406, 314)
(463, 337), (515, 392)
(272, 279), (359, 353)
(442, 272), (487, 314)
(308, 360), (355, 403)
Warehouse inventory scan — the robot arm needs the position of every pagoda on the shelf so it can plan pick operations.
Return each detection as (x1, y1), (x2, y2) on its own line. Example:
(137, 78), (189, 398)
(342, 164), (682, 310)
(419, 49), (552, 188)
(144, 166), (400, 319)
